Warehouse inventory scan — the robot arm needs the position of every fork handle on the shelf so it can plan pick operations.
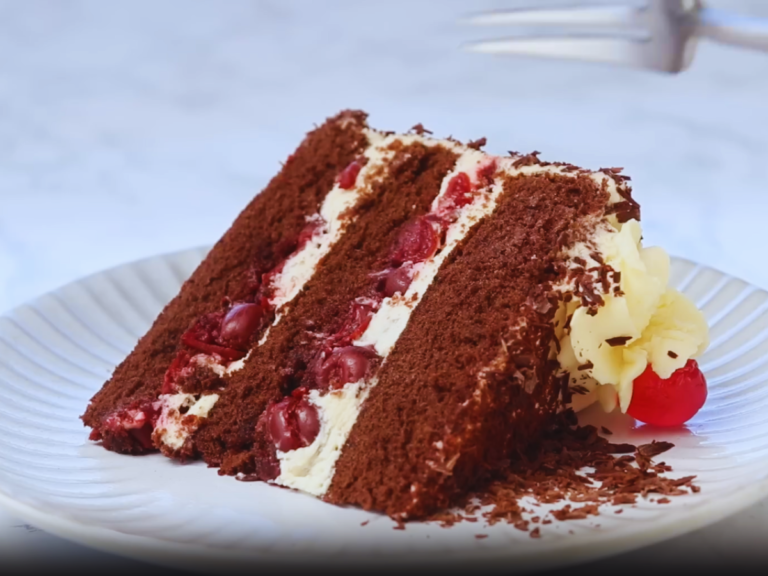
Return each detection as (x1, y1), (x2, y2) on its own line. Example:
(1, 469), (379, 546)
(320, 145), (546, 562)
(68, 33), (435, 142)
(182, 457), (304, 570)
(696, 8), (768, 53)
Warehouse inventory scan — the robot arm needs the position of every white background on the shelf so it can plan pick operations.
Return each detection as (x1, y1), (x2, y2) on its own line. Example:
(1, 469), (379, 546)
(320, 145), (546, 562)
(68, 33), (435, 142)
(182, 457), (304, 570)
(1, 0), (768, 571)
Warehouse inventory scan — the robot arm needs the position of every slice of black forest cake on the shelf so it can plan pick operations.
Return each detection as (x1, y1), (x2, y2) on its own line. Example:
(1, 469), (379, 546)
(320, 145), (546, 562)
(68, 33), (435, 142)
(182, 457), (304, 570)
(83, 110), (709, 519)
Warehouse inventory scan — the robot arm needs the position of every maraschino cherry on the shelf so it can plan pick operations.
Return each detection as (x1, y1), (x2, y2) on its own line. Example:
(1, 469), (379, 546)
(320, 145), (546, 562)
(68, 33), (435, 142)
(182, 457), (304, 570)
(627, 360), (707, 427)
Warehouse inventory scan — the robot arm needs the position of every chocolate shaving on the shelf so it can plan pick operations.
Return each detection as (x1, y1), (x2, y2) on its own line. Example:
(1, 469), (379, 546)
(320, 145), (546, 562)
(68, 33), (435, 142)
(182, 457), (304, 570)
(410, 123), (433, 135)
(426, 413), (698, 534)
(637, 441), (674, 459)
(606, 336), (632, 347)
(577, 361), (594, 371)
(467, 137), (487, 150)
(512, 151), (542, 169)
(668, 351), (678, 359)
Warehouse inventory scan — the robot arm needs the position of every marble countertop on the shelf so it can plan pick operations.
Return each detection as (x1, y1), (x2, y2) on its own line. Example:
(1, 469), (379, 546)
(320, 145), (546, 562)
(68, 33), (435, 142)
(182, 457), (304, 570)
(1, 0), (768, 572)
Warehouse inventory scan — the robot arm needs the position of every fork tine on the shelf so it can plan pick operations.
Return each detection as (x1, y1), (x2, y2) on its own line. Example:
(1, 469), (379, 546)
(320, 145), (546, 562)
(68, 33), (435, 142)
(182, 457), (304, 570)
(465, 36), (648, 68)
(465, 2), (646, 28)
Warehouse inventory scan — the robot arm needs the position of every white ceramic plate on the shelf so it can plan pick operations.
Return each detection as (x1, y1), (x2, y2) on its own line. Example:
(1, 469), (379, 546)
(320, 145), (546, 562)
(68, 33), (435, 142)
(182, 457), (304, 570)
(1, 248), (767, 573)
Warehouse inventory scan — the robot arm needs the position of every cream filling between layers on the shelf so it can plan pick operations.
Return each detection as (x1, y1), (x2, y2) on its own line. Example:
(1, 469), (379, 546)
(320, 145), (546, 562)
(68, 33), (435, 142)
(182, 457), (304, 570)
(274, 149), (611, 496)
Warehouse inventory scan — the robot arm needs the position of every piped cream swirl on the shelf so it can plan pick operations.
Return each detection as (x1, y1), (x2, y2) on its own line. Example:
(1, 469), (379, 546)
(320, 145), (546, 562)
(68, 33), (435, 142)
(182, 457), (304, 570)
(556, 219), (709, 413)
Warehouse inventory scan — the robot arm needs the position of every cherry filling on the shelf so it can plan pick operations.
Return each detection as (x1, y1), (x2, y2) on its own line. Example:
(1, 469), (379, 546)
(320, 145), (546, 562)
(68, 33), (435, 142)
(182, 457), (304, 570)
(476, 159), (498, 187)
(316, 346), (377, 390)
(267, 388), (321, 452)
(219, 303), (266, 350)
(327, 300), (376, 346)
(162, 350), (193, 394)
(381, 265), (414, 297)
(436, 171), (473, 215)
(389, 217), (440, 267)
(337, 159), (364, 190)
(180, 300), (267, 363)
(91, 398), (162, 451)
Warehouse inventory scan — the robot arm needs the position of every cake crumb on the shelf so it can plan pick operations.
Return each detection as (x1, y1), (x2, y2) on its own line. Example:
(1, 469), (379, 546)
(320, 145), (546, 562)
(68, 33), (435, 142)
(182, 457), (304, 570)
(530, 527), (541, 539)
(475, 534), (489, 540)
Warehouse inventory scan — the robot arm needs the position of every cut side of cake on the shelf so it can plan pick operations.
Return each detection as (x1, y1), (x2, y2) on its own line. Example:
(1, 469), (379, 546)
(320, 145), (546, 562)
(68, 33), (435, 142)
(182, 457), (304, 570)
(82, 111), (709, 520)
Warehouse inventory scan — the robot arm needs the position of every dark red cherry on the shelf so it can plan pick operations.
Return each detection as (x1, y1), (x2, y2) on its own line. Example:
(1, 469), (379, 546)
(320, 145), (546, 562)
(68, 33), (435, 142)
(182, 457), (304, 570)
(317, 346), (377, 389)
(381, 266), (413, 297)
(294, 400), (321, 444)
(181, 333), (245, 361)
(99, 398), (162, 451)
(328, 301), (376, 346)
(337, 159), (363, 189)
(267, 393), (321, 452)
(220, 303), (265, 350)
(162, 350), (192, 394)
(436, 172), (473, 215)
(389, 218), (440, 266)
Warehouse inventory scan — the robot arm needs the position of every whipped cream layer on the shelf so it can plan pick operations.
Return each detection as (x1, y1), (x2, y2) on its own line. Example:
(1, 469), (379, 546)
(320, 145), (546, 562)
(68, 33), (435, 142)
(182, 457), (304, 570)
(556, 218), (709, 413)
(274, 142), (640, 496)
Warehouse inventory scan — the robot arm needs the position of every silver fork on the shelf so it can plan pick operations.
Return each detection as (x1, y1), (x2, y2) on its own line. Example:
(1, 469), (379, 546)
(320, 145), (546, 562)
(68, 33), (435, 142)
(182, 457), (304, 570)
(464, 0), (768, 73)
